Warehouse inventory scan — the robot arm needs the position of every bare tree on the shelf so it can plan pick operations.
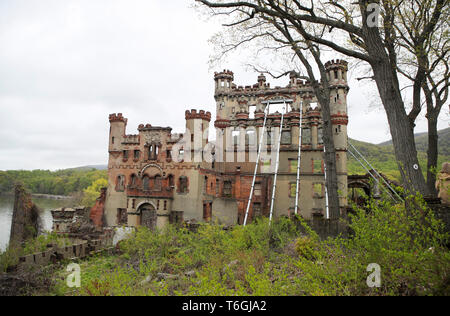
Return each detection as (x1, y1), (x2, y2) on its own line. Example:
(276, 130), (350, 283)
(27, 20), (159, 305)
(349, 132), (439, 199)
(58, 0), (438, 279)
(196, 0), (449, 196)
(395, 0), (450, 196)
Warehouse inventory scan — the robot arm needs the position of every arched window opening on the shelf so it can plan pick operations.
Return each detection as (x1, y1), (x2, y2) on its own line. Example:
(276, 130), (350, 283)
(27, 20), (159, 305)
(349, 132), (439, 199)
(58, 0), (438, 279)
(168, 174), (175, 187)
(116, 175), (125, 192)
(154, 175), (162, 191)
(143, 175), (150, 191)
(130, 174), (138, 187)
(179, 176), (188, 193)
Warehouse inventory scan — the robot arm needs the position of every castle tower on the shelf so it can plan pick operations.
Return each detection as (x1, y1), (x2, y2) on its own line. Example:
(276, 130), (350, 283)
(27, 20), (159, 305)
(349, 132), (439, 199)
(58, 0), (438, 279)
(214, 70), (234, 94)
(109, 113), (127, 153)
(325, 59), (350, 212)
(325, 59), (349, 152)
(185, 109), (212, 162)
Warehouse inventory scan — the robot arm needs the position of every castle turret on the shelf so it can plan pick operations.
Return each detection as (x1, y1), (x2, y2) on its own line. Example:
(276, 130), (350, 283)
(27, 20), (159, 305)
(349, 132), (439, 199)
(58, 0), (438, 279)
(257, 74), (267, 88)
(109, 113), (127, 153)
(325, 60), (349, 152)
(214, 70), (234, 94)
(325, 60), (349, 210)
(325, 59), (349, 116)
(185, 109), (211, 162)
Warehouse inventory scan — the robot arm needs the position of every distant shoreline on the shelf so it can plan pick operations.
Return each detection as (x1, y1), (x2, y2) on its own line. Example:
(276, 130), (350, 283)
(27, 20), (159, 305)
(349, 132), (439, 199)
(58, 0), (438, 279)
(0, 192), (73, 200)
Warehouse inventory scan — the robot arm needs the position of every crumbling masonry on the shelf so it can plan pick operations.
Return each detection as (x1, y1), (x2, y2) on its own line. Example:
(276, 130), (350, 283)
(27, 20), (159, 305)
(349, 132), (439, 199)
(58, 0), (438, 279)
(103, 60), (349, 229)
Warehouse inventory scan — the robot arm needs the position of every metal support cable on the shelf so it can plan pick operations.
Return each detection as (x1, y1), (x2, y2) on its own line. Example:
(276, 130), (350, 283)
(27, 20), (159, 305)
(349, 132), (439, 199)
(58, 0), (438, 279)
(269, 102), (287, 224)
(294, 103), (303, 215)
(323, 146), (330, 219)
(349, 141), (404, 202)
(243, 104), (269, 226)
(348, 148), (398, 203)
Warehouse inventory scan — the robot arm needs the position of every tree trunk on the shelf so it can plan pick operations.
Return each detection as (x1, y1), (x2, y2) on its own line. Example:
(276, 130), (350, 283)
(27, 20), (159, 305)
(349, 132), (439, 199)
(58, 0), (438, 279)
(320, 96), (341, 219)
(368, 58), (428, 195)
(427, 114), (439, 197)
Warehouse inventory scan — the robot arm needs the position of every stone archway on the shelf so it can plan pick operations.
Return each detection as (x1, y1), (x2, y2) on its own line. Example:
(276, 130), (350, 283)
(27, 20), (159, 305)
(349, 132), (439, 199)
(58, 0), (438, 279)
(138, 203), (157, 229)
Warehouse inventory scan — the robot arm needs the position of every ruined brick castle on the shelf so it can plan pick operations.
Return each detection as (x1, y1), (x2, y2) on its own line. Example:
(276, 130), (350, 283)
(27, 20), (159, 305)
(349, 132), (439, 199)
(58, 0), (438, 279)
(103, 60), (349, 229)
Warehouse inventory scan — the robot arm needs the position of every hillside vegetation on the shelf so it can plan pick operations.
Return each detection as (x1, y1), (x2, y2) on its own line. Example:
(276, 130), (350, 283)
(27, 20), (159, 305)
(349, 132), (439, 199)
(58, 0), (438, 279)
(44, 194), (449, 296)
(348, 128), (450, 181)
(0, 169), (107, 197)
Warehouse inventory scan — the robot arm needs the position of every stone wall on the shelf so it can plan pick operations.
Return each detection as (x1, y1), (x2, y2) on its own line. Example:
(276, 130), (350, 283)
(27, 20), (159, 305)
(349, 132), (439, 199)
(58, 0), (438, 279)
(15, 233), (115, 272)
(9, 184), (40, 248)
(90, 187), (107, 228)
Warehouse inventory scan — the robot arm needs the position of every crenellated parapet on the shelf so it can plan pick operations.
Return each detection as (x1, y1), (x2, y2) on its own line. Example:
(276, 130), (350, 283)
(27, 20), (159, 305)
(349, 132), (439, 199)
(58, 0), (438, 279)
(214, 70), (234, 81)
(123, 134), (140, 144)
(109, 113), (127, 123)
(137, 124), (172, 132)
(185, 109), (212, 122)
(325, 59), (349, 89)
(325, 59), (348, 70)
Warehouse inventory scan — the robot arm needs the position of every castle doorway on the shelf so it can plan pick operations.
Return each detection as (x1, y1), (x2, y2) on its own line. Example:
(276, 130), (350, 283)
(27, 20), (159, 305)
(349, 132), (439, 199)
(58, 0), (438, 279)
(139, 203), (157, 229)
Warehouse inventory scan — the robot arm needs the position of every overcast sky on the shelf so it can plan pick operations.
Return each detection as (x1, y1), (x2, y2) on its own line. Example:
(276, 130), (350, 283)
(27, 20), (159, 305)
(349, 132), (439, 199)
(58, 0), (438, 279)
(0, 0), (447, 171)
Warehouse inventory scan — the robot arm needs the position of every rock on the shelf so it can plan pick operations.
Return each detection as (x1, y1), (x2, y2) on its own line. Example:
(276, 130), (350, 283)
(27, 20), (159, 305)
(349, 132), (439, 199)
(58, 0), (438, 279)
(156, 273), (179, 281)
(140, 275), (153, 285)
(222, 259), (239, 273)
(0, 274), (33, 296)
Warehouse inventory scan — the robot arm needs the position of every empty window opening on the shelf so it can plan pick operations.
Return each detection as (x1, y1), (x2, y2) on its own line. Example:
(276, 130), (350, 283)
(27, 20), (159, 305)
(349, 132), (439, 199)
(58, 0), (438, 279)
(254, 182), (262, 196)
(130, 174), (137, 187)
(281, 130), (292, 145)
(289, 159), (298, 173)
(154, 175), (162, 191)
(168, 175), (175, 187)
(215, 179), (220, 196)
(302, 128), (312, 144)
(248, 105), (256, 119)
(266, 103), (290, 114)
(223, 181), (232, 197)
(313, 159), (323, 173)
(179, 176), (188, 193)
(232, 130), (240, 145)
(253, 203), (262, 218)
(318, 127), (324, 144)
(266, 130), (272, 145)
(116, 175), (125, 192)
(246, 129), (257, 146)
(143, 175), (150, 191)
(117, 209), (128, 225)
(313, 183), (324, 198)
(290, 183), (298, 198)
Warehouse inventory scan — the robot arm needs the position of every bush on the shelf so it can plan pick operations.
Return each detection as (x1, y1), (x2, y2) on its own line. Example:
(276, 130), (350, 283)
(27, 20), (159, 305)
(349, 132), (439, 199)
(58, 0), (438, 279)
(47, 195), (450, 296)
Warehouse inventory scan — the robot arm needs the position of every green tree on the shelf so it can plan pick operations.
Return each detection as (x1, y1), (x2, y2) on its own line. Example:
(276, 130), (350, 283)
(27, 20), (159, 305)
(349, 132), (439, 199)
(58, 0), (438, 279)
(82, 178), (108, 207)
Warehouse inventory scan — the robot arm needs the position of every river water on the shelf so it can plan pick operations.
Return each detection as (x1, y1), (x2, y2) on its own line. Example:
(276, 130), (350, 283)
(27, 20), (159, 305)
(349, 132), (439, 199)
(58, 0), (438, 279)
(0, 195), (72, 252)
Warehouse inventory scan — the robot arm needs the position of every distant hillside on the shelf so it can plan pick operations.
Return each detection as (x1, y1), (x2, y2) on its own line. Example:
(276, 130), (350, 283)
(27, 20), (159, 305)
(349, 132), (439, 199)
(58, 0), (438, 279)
(68, 165), (108, 171)
(378, 127), (450, 156)
(349, 128), (450, 180)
